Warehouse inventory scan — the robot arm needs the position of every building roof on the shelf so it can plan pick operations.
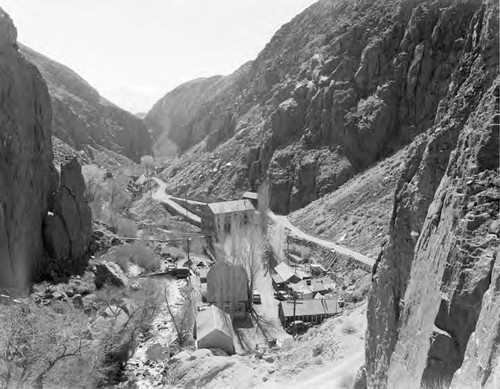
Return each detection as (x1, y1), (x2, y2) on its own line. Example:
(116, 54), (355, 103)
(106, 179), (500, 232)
(280, 298), (339, 318)
(196, 305), (234, 340)
(242, 191), (258, 200)
(271, 273), (285, 284)
(199, 268), (208, 278)
(274, 262), (301, 283)
(207, 262), (249, 303)
(296, 269), (311, 279)
(310, 280), (330, 293)
(289, 280), (313, 296)
(206, 200), (255, 215)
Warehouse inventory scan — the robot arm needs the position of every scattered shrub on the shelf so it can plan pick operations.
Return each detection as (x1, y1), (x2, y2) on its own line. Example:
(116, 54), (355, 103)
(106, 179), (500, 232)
(0, 301), (106, 389)
(341, 319), (357, 335)
(162, 245), (186, 261)
(289, 244), (311, 261)
(110, 242), (161, 272)
(315, 225), (327, 235)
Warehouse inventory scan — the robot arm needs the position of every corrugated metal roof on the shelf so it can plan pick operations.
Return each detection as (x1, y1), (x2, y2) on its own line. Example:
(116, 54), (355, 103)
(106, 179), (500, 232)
(280, 298), (339, 317)
(289, 281), (313, 295)
(242, 191), (258, 200)
(274, 262), (300, 283)
(196, 305), (234, 340)
(310, 280), (329, 293)
(271, 273), (284, 284)
(206, 199), (255, 214)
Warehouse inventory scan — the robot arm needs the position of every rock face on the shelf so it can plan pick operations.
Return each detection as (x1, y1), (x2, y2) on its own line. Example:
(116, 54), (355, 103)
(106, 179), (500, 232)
(0, 8), (92, 288)
(365, 1), (499, 387)
(0, 8), (54, 289)
(20, 45), (152, 163)
(43, 158), (92, 277)
(146, 75), (225, 155)
(148, 0), (492, 214)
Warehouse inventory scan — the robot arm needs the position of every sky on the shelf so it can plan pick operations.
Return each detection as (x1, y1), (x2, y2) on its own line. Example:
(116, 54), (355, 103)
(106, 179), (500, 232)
(2, 0), (317, 113)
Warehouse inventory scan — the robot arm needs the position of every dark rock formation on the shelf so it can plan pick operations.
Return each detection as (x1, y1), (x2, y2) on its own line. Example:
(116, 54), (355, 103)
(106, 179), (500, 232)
(43, 158), (92, 277)
(0, 8), (54, 290)
(365, 0), (499, 387)
(20, 45), (152, 163)
(149, 0), (494, 215)
(94, 261), (128, 289)
(0, 8), (92, 289)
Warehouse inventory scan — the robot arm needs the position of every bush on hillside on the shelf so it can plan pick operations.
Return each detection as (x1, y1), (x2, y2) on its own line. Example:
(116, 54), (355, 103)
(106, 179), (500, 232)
(0, 301), (106, 389)
(110, 242), (161, 272)
(161, 246), (186, 261)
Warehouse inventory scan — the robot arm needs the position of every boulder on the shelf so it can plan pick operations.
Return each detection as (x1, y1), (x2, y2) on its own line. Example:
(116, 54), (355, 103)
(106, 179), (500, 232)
(94, 261), (128, 288)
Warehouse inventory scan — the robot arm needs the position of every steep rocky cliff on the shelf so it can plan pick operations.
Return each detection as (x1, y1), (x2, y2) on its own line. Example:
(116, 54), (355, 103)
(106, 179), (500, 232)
(149, 0), (492, 215)
(0, 8), (92, 289)
(20, 45), (152, 163)
(364, 0), (499, 387)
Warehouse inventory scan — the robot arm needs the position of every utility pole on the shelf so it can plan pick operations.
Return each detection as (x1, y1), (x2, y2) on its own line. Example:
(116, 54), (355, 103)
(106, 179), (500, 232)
(286, 234), (290, 265)
(186, 237), (191, 267)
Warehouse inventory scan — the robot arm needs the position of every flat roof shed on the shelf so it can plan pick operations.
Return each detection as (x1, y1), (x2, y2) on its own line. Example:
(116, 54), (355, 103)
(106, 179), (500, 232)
(278, 298), (339, 326)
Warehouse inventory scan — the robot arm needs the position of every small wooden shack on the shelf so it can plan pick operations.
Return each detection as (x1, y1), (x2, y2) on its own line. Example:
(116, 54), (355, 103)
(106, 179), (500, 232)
(274, 262), (301, 284)
(242, 191), (258, 207)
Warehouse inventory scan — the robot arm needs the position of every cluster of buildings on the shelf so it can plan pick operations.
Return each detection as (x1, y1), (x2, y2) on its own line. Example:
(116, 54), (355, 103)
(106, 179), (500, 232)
(272, 261), (339, 327)
(194, 193), (259, 355)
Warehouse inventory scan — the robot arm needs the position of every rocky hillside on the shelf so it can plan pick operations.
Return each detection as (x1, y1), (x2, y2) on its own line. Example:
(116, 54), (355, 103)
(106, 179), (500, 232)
(20, 45), (152, 163)
(363, 0), (499, 387)
(0, 8), (91, 290)
(148, 0), (490, 214)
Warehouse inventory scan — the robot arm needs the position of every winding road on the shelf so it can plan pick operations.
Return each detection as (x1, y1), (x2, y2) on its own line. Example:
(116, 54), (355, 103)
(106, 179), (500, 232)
(268, 212), (375, 268)
(151, 178), (201, 225)
(150, 177), (374, 269)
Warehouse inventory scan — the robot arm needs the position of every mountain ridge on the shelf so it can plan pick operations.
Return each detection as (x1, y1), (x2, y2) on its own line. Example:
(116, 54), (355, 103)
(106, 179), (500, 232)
(20, 44), (152, 163)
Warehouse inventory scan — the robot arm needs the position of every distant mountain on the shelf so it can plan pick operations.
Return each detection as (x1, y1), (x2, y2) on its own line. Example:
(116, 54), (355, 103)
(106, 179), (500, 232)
(20, 45), (152, 162)
(147, 0), (490, 214)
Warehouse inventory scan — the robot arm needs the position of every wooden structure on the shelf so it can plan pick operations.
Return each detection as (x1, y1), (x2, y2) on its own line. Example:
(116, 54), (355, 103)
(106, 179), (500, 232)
(274, 262), (301, 284)
(195, 305), (235, 355)
(206, 262), (249, 317)
(278, 298), (339, 326)
(242, 191), (258, 207)
(288, 280), (314, 299)
(201, 200), (255, 241)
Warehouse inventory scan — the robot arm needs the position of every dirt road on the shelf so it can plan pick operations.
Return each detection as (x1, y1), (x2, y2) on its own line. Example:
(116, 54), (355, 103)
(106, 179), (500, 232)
(268, 211), (375, 269)
(151, 178), (201, 225)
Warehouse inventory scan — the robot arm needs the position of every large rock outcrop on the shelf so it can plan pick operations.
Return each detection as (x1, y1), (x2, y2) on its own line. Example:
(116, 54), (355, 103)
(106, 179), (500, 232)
(0, 8), (92, 289)
(43, 158), (92, 277)
(365, 1), (499, 387)
(0, 8), (54, 290)
(20, 45), (152, 163)
(149, 0), (495, 215)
